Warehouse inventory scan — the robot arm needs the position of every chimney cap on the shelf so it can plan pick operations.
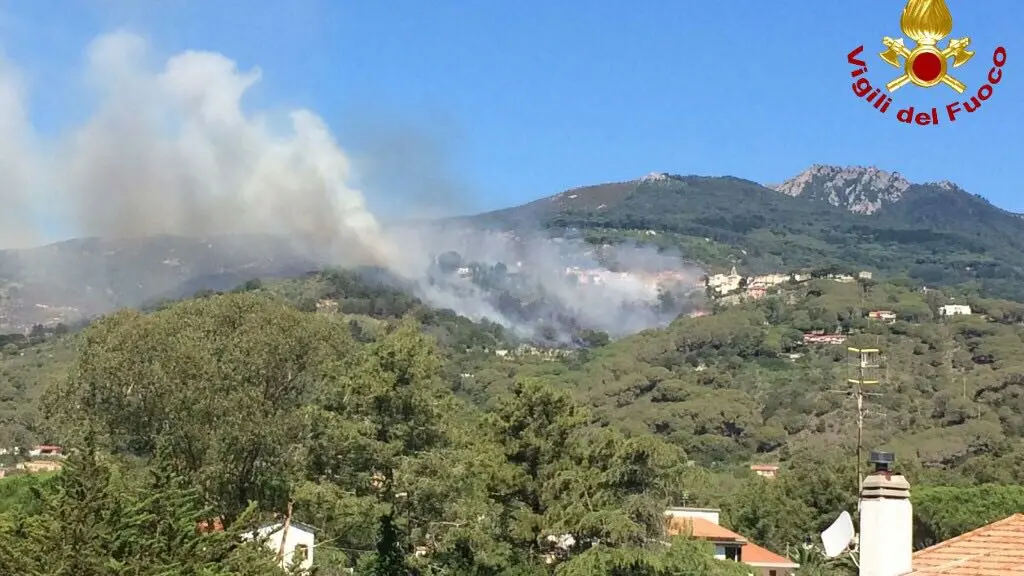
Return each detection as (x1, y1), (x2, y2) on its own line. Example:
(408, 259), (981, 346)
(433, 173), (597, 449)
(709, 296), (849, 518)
(868, 450), (895, 472)
(868, 451), (894, 465)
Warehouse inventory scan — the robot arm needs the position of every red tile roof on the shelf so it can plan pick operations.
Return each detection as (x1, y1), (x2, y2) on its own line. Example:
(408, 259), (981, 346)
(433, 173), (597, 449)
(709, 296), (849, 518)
(666, 517), (746, 543)
(666, 516), (799, 568)
(909, 513), (1024, 575)
(197, 517), (224, 533)
(742, 542), (800, 568)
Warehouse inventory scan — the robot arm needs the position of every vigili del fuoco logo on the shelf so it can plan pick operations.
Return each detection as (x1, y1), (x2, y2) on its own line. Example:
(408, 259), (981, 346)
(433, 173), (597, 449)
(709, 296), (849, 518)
(846, 0), (1006, 125)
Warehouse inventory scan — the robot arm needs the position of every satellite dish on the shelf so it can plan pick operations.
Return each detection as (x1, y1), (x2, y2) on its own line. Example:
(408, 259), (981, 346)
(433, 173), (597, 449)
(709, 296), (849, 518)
(821, 510), (855, 558)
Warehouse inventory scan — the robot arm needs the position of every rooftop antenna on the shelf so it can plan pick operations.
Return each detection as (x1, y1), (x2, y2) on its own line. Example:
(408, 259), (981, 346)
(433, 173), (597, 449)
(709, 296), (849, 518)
(831, 346), (885, 520)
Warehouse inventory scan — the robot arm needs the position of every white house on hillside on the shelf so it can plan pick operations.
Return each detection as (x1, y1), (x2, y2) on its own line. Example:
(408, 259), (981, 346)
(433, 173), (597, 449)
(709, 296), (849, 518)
(939, 304), (972, 317)
(242, 521), (316, 573)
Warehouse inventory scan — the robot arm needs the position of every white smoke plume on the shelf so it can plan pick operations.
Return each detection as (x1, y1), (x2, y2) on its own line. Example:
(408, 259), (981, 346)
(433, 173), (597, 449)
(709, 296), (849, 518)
(0, 50), (41, 249)
(0, 31), (704, 340)
(387, 226), (705, 339)
(61, 32), (392, 266)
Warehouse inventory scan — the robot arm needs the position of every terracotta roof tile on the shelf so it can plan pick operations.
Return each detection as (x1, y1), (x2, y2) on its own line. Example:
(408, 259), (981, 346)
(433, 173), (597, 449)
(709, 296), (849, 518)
(664, 515), (798, 569)
(741, 542), (799, 567)
(197, 517), (224, 533)
(909, 513), (1024, 575)
(666, 517), (746, 542)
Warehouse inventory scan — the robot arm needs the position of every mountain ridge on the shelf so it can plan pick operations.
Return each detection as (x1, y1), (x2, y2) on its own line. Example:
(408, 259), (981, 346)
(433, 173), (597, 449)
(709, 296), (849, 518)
(0, 234), (319, 330)
(465, 165), (1024, 299)
(515, 164), (1012, 218)
(3, 163), (1023, 331)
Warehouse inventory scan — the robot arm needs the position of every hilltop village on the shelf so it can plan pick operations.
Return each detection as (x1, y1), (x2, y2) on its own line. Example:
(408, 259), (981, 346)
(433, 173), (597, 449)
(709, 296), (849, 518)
(704, 266), (867, 302)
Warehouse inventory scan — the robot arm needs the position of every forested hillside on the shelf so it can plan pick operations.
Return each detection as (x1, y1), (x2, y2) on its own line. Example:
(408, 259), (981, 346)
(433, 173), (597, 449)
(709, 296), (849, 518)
(0, 234), (318, 330)
(4, 269), (1024, 573)
(0, 287), (755, 575)
(469, 171), (1024, 301)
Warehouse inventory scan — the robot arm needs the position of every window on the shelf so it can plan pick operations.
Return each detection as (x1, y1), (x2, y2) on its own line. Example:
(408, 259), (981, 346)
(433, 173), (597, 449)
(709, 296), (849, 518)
(724, 545), (740, 561)
(292, 544), (309, 562)
(769, 571), (778, 576)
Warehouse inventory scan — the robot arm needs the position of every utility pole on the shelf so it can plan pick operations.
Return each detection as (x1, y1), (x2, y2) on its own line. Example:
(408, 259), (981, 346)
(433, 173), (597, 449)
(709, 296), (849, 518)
(276, 501), (294, 565)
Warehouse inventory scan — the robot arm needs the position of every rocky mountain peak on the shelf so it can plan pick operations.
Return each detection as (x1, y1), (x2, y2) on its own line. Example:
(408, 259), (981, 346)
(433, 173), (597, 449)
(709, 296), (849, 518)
(770, 164), (911, 214)
(640, 172), (671, 183)
(931, 180), (962, 191)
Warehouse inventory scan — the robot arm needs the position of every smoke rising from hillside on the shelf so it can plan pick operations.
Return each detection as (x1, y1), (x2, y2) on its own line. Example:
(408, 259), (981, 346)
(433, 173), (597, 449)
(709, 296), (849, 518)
(0, 50), (41, 249)
(0, 31), (703, 339)
(384, 224), (705, 339)
(62, 32), (392, 266)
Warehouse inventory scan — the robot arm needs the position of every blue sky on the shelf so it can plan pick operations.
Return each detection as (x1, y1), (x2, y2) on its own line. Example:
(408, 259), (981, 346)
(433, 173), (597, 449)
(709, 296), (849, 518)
(1, 0), (1021, 216)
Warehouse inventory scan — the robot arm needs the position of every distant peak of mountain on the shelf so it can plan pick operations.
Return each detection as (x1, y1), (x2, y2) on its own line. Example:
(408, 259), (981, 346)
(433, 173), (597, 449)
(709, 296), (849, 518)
(640, 172), (672, 183)
(770, 164), (911, 214)
(931, 179), (963, 192)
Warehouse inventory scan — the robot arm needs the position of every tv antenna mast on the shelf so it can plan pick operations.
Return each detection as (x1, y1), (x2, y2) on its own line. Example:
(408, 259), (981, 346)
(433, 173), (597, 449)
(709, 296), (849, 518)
(832, 346), (885, 518)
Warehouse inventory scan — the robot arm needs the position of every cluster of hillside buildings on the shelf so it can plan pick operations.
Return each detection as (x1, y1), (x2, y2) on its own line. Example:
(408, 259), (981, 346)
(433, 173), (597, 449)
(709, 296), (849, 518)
(800, 304), (973, 347)
(704, 267), (873, 302)
(453, 262), (524, 280)
(494, 344), (576, 361)
(702, 267), (980, 351)
(562, 266), (693, 291)
(0, 282), (83, 332)
(444, 260), (698, 301)
(0, 444), (65, 478)
(705, 267), (980, 313)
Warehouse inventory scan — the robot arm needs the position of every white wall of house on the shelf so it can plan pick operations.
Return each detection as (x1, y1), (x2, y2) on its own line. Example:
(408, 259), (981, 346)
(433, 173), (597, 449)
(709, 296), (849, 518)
(939, 304), (972, 316)
(664, 507), (720, 525)
(243, 523), (315, 573)
(754, 567), (792, 576)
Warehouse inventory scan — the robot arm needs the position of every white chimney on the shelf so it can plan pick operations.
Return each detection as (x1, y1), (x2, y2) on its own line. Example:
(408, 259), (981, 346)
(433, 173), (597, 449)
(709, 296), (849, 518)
(859, 451), (912, 576)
